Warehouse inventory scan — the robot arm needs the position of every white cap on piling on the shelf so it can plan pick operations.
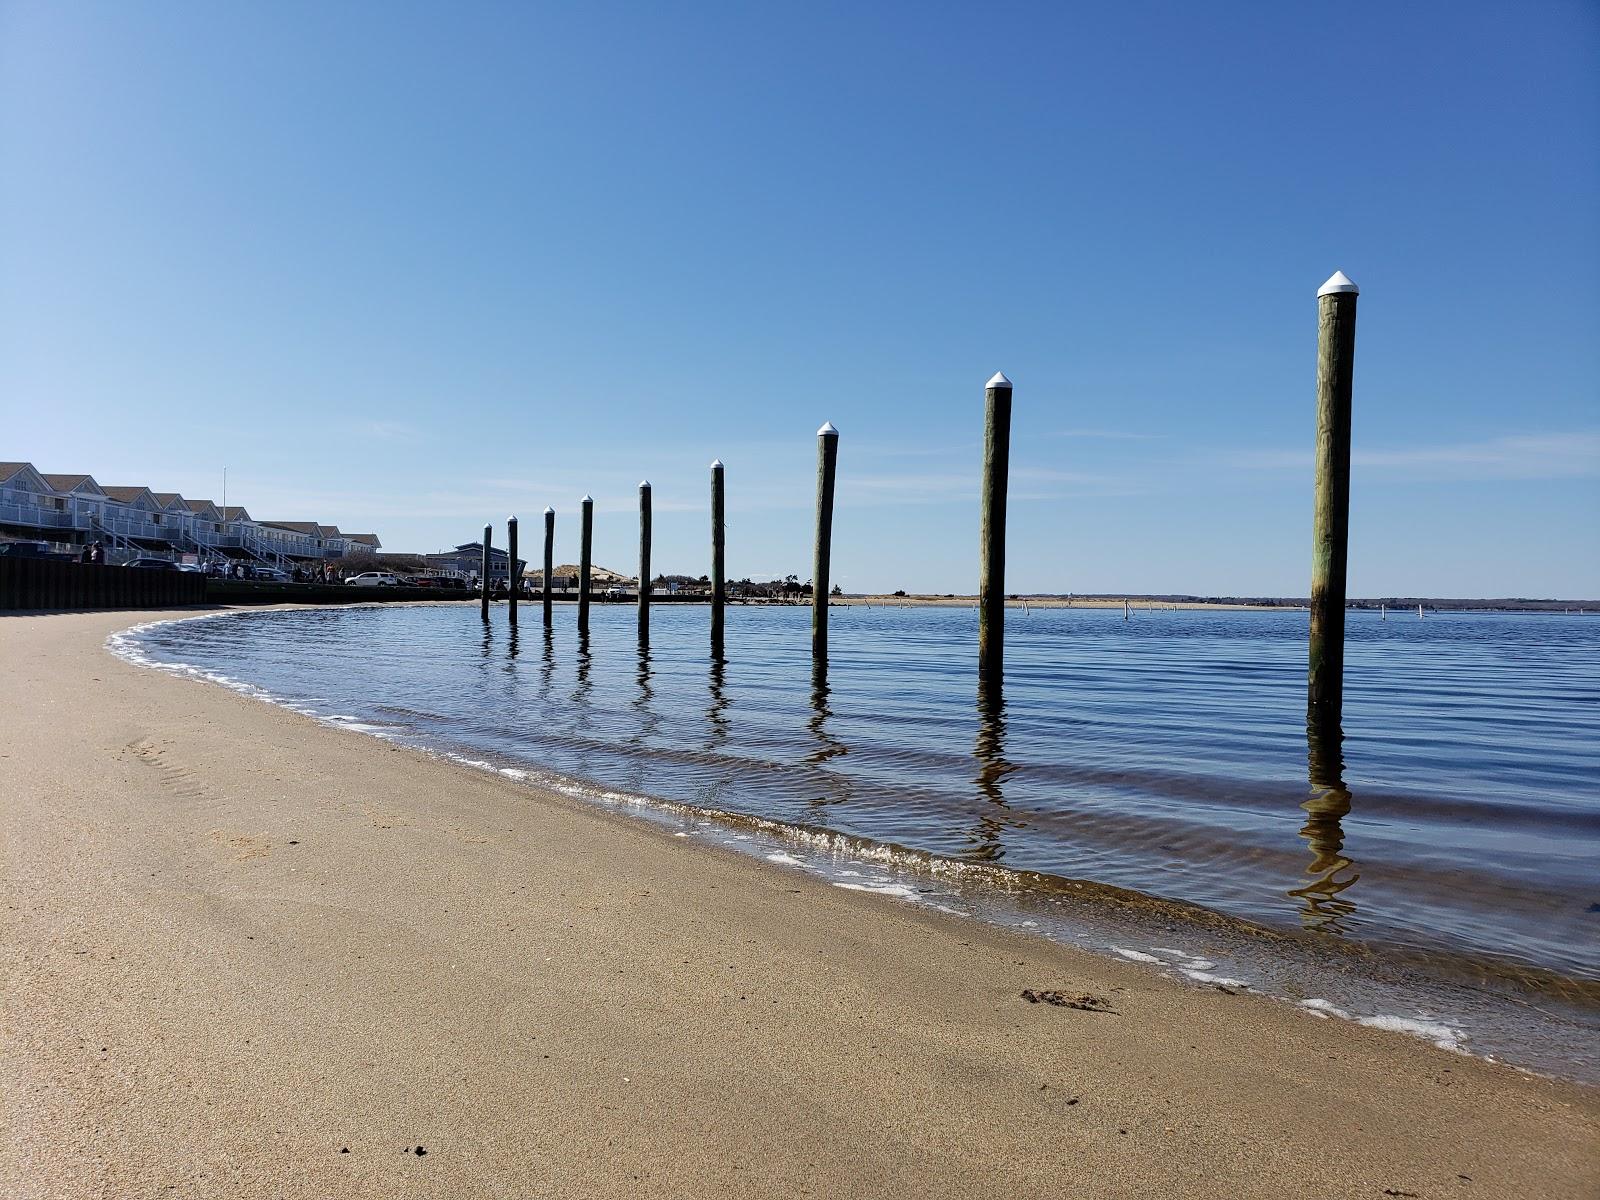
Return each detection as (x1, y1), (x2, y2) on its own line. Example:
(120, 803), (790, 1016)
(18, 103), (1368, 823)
(581, 494), (593, 504)
(1317, 270), (1359, 297)
(544, 505), (554, 515)
(986, 372), (1013, 390)
(639, 479), (651, 488)
(508, 514), (518, 522)
(818, 421), (839, 437)
(711, 458), (723, 469)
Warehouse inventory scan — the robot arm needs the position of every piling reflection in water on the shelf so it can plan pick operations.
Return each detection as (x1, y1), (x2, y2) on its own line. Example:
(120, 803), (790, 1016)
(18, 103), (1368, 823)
(573, 633), (592, 702)
(539, 626), (556, 699)
(630, 644), (659, 746)
(970, 682), (1015, 862)
(707, 653), (730, 749)
(1291, 719), (1360, 930)
(806, 660), (846, 768)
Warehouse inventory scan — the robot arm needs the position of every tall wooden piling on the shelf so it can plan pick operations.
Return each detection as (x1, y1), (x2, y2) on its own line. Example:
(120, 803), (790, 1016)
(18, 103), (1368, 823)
(638, 481), (652, 645)
(542, 506), (555, 627)
(578, 494), (594, 635)
(480, 523), (492, 620)
(1308, 270), (1359, 731)
(711, 459), (726, 654)
(812, 422), (839, 661)
(978, 372), (1012, 686)
(507, 516), (519, 624)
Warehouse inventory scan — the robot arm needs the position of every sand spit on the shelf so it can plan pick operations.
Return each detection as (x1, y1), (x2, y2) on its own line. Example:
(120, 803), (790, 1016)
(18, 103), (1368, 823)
(2, 609), (1595, 1198)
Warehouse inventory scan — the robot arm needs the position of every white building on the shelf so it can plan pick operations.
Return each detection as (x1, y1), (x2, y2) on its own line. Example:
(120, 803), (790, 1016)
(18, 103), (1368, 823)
(0, 461), (383, 568)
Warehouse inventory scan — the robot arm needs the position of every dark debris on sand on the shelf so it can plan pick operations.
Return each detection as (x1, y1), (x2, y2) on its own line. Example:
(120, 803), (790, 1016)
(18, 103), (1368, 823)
(1021, 989), (1118, 1014)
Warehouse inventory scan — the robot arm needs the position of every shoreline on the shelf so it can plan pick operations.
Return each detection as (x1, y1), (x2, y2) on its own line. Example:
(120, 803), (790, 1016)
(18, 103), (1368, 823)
(108, 604), (1600, 1080)
(4, 609), (1597, 1196)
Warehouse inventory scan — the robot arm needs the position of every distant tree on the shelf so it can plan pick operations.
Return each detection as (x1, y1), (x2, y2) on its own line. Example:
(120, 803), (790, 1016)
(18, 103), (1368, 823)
(831, 583), (842, 596)
(892, 589), (906, 597)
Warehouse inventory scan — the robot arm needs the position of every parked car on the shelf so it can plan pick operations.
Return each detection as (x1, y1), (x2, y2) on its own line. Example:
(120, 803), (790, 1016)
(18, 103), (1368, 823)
(346, 571), (400, 587)
(123, 557), (183, 571)
(249, 566), (292, 582)
(0, 540), (69, 559)
(412, 575), (468, 589)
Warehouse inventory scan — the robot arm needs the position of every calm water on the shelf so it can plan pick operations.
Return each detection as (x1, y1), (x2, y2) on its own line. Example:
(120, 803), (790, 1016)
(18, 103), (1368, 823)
(126, 603), (1600, 1042)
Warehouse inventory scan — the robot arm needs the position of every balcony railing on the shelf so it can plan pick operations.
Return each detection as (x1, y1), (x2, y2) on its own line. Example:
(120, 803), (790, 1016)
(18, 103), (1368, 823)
(2, 491), (363, 565)
(0, 499), (78, 530)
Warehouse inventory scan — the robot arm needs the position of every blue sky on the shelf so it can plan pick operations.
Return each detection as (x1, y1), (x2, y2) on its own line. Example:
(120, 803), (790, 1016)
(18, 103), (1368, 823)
(3, 1), (1596, 596)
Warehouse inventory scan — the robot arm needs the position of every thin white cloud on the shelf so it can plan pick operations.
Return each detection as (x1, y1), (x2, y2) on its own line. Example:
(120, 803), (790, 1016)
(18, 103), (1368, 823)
(350, 419), (423, 443)
(1042, 429), (1160, 440)
(1227, 432), (1600, 480)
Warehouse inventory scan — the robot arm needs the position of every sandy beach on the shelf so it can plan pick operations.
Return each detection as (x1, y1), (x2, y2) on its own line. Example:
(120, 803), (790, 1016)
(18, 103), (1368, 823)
(2, 609), (1595, 1198)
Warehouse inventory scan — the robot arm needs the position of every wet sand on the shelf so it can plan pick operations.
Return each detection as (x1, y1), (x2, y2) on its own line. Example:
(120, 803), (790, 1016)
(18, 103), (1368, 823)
(2, 608), (1595, 1198)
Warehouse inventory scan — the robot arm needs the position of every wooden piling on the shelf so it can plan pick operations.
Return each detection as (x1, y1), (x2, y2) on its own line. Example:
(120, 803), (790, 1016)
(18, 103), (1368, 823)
(812, 422), (839, 661)
(480, 523), (492, 620)
(638, 481), (652, 645)
(979, 373), (1012, 687)
(711, 459), (726, 654)
(543, 506), (555, 627)
(507, 516), (519, 624)
(578, 494), (594, 635)
(1308, 270), (1359, 731)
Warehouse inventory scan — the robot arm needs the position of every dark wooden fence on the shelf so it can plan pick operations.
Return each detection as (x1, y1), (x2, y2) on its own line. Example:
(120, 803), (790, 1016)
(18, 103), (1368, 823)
(0, 558), (207, 611)
(206, 582), (461, 605)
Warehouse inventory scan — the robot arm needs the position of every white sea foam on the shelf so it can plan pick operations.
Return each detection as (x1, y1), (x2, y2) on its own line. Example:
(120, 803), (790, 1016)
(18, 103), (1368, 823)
(1357, 1014), (1466, 1052)
(834, 881), (919, 899)
(1182, 968), (1248, 988)
(765, 852), (804, 866)
(1300, 998), (1350, 1019)
(1111, 946), (1164, 964)
(1153, 947), (1216, 970)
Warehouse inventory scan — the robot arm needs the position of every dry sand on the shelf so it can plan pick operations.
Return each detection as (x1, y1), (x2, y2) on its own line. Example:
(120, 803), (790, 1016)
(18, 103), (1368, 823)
(2, 608), (1595, 1198)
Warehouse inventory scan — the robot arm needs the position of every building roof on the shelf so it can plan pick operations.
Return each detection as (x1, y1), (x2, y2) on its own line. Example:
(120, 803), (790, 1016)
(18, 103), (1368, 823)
(40, 473), (106, 495)
(0, 462), (52, 491)
(219, 506), (253, 522)
(317, 525), (342, 538)
(185, 499), (221, 515)
(261, 521), (323, 535)
(345, 533), (381, 547)
(151, 492), (186, 510)
(101, 486), (159, 507)
(440, 542), (510, 558)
